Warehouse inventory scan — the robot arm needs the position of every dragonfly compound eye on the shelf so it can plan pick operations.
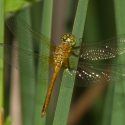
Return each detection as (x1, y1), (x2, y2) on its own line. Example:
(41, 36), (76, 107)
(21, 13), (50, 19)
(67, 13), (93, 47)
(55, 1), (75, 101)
(61, 33), (76, 46)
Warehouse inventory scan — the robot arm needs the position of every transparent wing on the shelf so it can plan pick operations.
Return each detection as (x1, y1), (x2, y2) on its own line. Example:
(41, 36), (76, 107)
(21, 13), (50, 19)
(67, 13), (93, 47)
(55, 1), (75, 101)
(5, 11), (56, 52)
(74, 62), (125, 87)
(68, 35), (125, 87)
(0, 43), (52, 80)
(79, 35), (125, 60)
(66, 60), (125, 87)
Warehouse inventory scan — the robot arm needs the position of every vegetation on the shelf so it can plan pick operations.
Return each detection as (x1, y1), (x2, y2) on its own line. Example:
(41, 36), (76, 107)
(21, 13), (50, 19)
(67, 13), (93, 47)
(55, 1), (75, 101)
(2, 0), (125, 125)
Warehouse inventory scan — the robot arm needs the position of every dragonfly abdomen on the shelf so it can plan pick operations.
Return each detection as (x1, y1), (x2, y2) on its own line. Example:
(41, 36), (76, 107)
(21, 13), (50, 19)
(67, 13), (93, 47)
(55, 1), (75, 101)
(41, 64), (61, 117)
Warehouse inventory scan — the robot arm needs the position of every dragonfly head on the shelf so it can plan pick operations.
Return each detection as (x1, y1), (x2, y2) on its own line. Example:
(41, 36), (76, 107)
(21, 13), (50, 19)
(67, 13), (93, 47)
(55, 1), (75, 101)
(61, 34), (76, 46)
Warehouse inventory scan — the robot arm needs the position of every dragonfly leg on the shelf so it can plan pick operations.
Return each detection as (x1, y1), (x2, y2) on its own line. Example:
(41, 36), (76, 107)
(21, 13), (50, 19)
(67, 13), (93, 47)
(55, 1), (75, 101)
(63, 59), (70, 68)
(64, 58), (76, 71)
(72, 46), (81, 49)
(71, 45), (81, 57)
(71, 51), (79, 57)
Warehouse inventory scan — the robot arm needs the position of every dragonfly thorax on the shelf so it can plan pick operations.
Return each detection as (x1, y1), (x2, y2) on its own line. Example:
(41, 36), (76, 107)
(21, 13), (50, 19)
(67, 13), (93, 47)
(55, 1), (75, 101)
(53, 34), (76, 67)
(61, 33), (76, 46)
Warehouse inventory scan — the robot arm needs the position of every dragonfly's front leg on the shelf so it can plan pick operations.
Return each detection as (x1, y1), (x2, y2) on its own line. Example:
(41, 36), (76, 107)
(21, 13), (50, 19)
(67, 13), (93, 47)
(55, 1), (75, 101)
(71, 45), (81, 57)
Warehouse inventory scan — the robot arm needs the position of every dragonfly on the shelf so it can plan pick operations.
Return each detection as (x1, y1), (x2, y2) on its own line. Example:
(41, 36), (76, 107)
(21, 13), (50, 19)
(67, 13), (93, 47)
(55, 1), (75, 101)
(3, 11), (125, 117)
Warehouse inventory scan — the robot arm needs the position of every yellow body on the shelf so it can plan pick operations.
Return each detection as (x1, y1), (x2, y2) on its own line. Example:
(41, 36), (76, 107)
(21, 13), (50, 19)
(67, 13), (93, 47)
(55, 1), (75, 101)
(41, 34), (76, 117)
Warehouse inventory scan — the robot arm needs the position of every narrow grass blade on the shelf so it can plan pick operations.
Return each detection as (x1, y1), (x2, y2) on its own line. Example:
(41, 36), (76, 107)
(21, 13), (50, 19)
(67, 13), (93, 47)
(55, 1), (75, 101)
(111, 1), (125, 125)
(101, 1), (125, 125)
(5, 0), (28, 12)
(0, 0), (4, 125)
(16, 10), (36, 125)
(33, 0), (53, 125)
(52, 0), (89, 125)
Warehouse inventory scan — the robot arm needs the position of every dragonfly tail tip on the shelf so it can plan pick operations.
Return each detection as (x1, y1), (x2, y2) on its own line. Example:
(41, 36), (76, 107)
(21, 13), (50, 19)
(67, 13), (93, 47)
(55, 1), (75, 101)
(41, 112), (45, 118)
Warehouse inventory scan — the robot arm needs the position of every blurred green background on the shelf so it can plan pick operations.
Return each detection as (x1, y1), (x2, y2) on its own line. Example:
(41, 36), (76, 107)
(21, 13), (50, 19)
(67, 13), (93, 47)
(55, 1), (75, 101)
(0, 0), (125, 125)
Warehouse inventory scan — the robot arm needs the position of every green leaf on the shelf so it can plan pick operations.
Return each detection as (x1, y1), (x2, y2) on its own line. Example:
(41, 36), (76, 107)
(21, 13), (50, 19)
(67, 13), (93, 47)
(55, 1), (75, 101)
(0, 0), (4, 121)
(33, 0), (53, 124)
(111, 1), (125, 125)
(52, 0), (89, 125)
(5, 0), (28, 12)
(16, 10), (36, 125)
(25, 0), (53, 124)
(99, 1), (125, 125)
(4, 116), (11, 125)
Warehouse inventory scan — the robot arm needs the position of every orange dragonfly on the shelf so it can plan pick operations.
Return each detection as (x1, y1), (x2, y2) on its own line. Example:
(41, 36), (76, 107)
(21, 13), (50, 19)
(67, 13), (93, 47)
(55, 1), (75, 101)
(3, 12), (125, 117)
